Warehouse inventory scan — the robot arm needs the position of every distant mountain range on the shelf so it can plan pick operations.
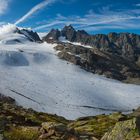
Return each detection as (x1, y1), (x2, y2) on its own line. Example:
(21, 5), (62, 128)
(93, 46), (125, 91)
(43, 25), (140, 83)
(43, 25), (140, 61)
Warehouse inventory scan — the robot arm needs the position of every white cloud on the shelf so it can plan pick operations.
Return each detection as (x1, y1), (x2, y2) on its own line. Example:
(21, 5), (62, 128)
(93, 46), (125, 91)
(33, 7), (140, 32)
(136, 4), (140, 7)
(0, 23), (17, 40)
(0, 0), (10, 15)
(15, 0), (57, 25)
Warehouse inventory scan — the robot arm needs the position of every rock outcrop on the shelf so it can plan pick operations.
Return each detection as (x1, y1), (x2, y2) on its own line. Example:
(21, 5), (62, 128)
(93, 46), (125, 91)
(54, 43), (140, 83)
(101, 118), (140, 140)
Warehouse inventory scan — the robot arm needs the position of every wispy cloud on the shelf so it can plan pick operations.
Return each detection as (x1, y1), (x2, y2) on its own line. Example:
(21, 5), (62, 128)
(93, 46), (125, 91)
(15, 0), (57, 25)
(136, 3), (140, 7)
(34, 7), (140, 32)
(0, 0), (10, 15)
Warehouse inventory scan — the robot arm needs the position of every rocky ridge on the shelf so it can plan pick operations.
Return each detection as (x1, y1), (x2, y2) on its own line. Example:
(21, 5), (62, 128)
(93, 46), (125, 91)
(17, 28), (42, 42)
(0, 94), (140, 140)
(43, 25), (140, 61)
(43, 25), (140, 84)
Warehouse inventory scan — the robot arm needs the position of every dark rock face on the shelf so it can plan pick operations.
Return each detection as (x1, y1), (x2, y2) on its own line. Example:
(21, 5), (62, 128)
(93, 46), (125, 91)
(61, 25), (77, 42)
(54, 43), (140, 83)
(42, 29), (61, 43)
(0, 94), (15, 104)
(18, 29), (42, 42)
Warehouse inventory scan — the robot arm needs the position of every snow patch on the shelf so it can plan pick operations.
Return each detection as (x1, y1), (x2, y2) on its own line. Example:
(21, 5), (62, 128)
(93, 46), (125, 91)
(58, 36), (67, 42)
(38, 32), (48, 39)
(58, 36), (92, 48)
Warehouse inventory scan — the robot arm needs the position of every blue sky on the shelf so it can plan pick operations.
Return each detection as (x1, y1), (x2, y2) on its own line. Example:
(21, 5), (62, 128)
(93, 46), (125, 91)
(0, 0), (140, 34)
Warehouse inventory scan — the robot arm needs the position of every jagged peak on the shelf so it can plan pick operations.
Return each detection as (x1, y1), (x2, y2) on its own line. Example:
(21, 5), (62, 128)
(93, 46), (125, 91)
(50, 28), (60, 32)
(77, 29), (89, 35)
(62, 24), (76, 31)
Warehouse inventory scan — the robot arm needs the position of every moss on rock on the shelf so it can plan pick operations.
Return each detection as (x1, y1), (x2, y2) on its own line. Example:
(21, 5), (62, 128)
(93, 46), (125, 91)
(101, 118), (140, 140)
(4, 126), (39, 140)
(68, 113), (127, 139)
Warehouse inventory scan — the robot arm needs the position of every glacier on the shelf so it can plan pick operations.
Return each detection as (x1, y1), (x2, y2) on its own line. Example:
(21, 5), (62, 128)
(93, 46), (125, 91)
(0, 42), (139, 119)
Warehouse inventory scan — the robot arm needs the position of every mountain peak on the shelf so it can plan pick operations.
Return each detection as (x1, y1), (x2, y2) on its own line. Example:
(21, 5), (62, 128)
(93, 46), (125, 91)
(77, 29), (89, 35)
(0, 24), (41, 44)
(63, 24), (75, 31)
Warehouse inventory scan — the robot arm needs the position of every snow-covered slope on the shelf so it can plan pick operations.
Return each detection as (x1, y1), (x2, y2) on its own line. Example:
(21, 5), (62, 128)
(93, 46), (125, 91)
(0, 40), (140, 119)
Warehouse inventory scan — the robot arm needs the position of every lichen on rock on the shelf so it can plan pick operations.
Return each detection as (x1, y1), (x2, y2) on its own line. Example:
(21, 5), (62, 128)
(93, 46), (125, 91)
(101, 118), (140, 140)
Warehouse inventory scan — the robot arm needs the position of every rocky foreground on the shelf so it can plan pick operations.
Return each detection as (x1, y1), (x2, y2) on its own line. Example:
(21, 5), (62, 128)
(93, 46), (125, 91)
(0, 94), (140, 140)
